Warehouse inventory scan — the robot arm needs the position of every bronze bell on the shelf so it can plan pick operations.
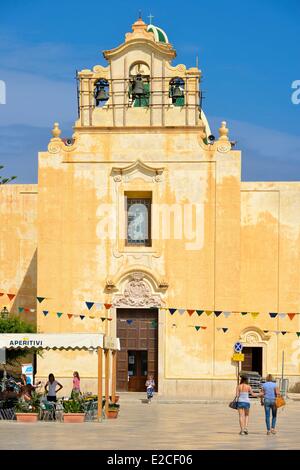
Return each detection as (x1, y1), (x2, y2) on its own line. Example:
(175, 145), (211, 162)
(172, 83), (184, 99)
(95, 85), (108, 103)
(131, 74), (146, 97)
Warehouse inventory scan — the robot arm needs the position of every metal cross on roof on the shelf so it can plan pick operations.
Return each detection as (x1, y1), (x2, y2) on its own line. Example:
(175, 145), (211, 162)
(148, 13), (154, 24)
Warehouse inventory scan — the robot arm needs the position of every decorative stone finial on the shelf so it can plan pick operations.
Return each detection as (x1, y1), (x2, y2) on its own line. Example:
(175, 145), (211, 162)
(218, 121), (229, 141)
(132, 16), (147, 33)
(51, 122), (61, 139)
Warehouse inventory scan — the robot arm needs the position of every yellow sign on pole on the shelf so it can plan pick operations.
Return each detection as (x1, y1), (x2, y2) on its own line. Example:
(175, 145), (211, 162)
(232, 353), (244, 362)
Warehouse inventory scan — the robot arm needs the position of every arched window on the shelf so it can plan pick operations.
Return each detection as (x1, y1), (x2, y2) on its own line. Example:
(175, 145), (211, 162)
(94, 79), (109, 107)
(128, 63), (150, 108)
(169, 77), (185, 107)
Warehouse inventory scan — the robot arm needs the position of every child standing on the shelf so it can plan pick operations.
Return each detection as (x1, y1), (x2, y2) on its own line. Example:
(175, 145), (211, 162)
(145, 375), (155, 403)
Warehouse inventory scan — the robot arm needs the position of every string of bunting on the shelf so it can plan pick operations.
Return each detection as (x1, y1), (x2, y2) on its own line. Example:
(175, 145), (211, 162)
(0, 292), (48, 303)
(42, 310), (112, 321)
(164, 308), (300, 319)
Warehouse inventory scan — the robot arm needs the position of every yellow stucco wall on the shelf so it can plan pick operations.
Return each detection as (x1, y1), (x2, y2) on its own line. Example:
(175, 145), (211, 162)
(0, 184), (37, 323)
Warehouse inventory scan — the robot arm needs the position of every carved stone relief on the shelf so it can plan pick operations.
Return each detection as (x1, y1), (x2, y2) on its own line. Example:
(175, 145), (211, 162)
(113, 272), (162, 307)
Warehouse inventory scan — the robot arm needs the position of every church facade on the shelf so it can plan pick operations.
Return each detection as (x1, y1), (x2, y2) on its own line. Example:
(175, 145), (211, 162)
(1, 18), (300, 397)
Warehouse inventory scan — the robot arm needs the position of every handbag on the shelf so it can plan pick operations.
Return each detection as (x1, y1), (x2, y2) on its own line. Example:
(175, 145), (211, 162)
(229, 397), (238, 410)
(275, 395), (286, 408)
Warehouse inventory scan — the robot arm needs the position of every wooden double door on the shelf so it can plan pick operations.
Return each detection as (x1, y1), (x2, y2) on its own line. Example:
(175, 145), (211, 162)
(116, 308), (158, 392)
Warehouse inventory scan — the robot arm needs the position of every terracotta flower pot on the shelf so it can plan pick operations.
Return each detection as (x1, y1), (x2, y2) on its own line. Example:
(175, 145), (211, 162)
(106, 409), (119, 419)
(16, 413), (39, 423)
(63, 413), (85, 423)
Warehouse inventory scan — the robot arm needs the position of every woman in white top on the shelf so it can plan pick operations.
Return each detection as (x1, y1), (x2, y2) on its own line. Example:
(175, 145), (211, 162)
(45, 373), (63, 402)
(236, 376), (260, 435)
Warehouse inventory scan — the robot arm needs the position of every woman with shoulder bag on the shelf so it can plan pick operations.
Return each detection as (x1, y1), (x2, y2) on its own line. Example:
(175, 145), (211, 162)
(236, 376), (260, 435)
(261, 374), (280, 435)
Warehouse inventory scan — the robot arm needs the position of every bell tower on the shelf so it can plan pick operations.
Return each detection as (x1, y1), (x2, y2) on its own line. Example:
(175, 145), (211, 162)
(75, 17), (208, 134)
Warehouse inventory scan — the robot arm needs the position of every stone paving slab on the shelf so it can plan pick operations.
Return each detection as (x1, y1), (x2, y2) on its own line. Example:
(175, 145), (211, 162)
(0, 401), (298, 450)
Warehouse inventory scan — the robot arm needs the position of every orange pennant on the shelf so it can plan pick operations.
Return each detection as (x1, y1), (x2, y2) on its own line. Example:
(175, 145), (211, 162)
(7, 294), (15, 301)
(104, 303), (112, 309)
(67, 314), (73, 319)
(201, 326), (207, 330)
(288, 313), (296, 320)
(187, 310), (195, 316)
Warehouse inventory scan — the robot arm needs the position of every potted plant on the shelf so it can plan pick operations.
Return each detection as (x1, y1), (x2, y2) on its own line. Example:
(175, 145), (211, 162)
(15, 391), (41, 422)
(63, 396), (85, 423)
(106, 402), (120, 419)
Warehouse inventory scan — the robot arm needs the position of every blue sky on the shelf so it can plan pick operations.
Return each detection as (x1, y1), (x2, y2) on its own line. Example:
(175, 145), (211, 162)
(0, 0), (299, 182)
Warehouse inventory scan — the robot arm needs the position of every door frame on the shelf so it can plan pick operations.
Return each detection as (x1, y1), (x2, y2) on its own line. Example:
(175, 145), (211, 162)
(116, 307), (159, 392)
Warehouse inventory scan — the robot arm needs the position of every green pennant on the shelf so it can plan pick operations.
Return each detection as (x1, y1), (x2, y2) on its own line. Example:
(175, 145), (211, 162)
(18, 307), (24, 313)
(222, 328), (228, 333)
(241, 312), (248, 316)
(57, 312), (63, 318)
(101, 317), (106, 322)
(37, 297), (45, 303)
(195, 326), (201, 331)
(80, 315), (85, 320)
(151, 320), (158, 328)
(196, 310), (204, 316)
(296, 332), (300, 337)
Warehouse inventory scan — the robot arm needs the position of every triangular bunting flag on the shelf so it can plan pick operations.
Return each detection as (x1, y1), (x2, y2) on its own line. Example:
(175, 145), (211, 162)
(127, 320), (133, 325)
(196, 310), (204, 316)
(195, 326), (201, 331)
(178, 309), (185, 315)
(30, 309), (35, 312)
(201, 326), (207, 330)
(7, 294), (15, 301)
(57, 312), (63, 318)
(241, 312), (248, 316)
(43, 311), (49, 316)
(223, 312), (231, 318)
(107, 318), (112, 321)
(89, 316), (95, 319)
(251, 312), (259, 318)
(151, 320), (157, 328)
(222, 328), (228, 333)
(288, 313), (296, 320)
(67, 314), (73, 319)
(18, 307), (24, 313)
(101, 317), (106, 322)
(37, 297), (45, 303)
(85, 302), (94, 310)
(169, 309), (177, 315)
(263, 330), (269, 334)
(281, 331), (287, 335)
(296, 332), (300, 337)
(24, 308), (30, 312)
(205, 311), (213, 316)
(269, 313), (278, 318)
(0, 293), (4, 296)
(187, 310), (195, 316)
(80, 315), (85, 320)
(214, 311), (222, 317)
(278, 313), (286, 319)
(104, 303), (112, 309)
(275, 331), (280, 335)
(216, 328), (221, 331)
(95, 303), (103, 309)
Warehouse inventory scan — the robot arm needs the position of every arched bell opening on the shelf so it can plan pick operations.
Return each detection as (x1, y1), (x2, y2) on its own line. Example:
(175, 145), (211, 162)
(94, 78), (109, 107)
(169, 77), (185, 107)
(128, 62), (150, 108)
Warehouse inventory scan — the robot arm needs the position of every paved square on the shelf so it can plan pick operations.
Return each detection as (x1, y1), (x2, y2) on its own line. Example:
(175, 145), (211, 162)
(0, 398), (299, 450)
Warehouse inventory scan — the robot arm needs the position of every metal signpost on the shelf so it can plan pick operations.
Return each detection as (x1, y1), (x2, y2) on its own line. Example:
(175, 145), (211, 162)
(233, 342), (244, 385)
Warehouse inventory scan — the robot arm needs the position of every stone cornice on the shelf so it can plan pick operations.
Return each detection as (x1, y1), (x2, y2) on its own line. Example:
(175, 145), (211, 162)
(103, 38), (176, 60)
